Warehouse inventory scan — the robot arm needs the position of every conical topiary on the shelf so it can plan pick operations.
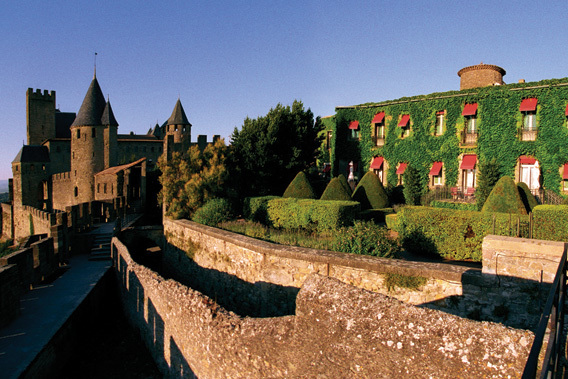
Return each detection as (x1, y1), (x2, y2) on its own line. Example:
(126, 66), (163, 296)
(481, 176), (527, 214)
(517, 182), (538, 213)
(352, 171), (389, 210)
(338, 174), (352, 196)
(282, 171), (316, 199)
(320, 177), (352, 201)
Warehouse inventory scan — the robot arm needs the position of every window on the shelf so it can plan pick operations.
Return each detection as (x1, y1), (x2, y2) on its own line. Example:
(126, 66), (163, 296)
(466, 116), (477, 134)
(370, 157), (384, 182)
(76, 129), (80, 139)
(562, 163), (568, 192)
(522, 112), (537, 131)
(151, 146), (155, 152)
(326, 131), (333, 149)
(429, 162), (444, 187)
(520, 98), (538, 141)
(396, 163), (407, 185)
(92, 128), (96, 138)
(74, 187), (78, 197)
(460, 155), (477, 190)
(434, 111), (444, 136)
(97, 184), (100, 193)
(398, 114), (411, 138)
(349, 121), (360, 140)
(519, 156), (540, 193)
(104, 183), (107, 194)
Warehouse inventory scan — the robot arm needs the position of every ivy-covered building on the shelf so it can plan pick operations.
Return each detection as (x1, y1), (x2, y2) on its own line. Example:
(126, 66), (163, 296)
(329, 63), (568, 196)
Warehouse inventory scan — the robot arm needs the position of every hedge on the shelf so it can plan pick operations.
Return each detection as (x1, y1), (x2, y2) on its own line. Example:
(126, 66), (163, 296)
(243, 196), (280, 223)
(359, 208), (395, 223)
(533, 205), (568, 241)
(397, 206), (530, 261)
(430, 200), (477, 211)
(282, 171), (316, 199)
(320, 177), (352, 201)
(267, 198), (360, 231)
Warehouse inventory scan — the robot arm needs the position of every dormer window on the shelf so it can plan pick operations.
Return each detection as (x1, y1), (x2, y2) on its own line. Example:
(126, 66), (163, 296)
(349, 121), (360, 140)
(398, 114), (410, 138)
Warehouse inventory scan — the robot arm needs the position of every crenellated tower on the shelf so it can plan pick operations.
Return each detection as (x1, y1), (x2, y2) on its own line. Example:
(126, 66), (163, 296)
(27, 88), (56, 145)
(70, 75), (107, 204)
(164, 99), (191, 160)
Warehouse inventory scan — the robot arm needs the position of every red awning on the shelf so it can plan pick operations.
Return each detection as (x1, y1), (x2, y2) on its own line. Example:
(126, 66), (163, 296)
(520, 98), (538, 112)
(323, 165), (331, 173)
(563, 164), (568, 180)
(460, 154), (477, 170)
(370, 156), (384, 169)
(436, 110), (445, 115)
(565, 103), (568, 116)
(396, 163), (407, 175)
(348, 120), (359, 130)
(462, 103), (478, 116)
(372, 112), (385, 124)
(429, 161), (443, 176)
(519, 156), (537, 165)
(398, 114), (410, 127)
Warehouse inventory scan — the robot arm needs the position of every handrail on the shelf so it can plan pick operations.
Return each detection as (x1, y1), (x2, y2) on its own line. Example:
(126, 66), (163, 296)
(522, 245), (567, 378)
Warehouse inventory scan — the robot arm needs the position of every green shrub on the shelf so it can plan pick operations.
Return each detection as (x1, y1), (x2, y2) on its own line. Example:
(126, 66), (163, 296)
(398, 206), (530, 261)
(352, 171), (389, 210)
(332, 221), (401, 258)
(338, 174), (352, 196)
(320, 177), (352, 201)
(385, 214), (399, 231)
(481, 176), (527, 215)
(431, 200), (477, 211)
(384, 273), (427, 292)
(533, 205), (568, 241)
(359, 208), (394, 223)
(476, 158), (502, 210)
(267, 198), (360, 231)
(517, 182), (538, 213)
(403, 166), (423, 205)
(243, 196), (280, 223)
(282, 171), (316, 199)
(192, 198), (233, 226)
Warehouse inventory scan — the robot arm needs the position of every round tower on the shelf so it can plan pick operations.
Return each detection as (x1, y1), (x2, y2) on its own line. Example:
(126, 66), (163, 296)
(164, 99), (191, 160)
(457, 63), (506, 90)
(70, 76), (107, 204)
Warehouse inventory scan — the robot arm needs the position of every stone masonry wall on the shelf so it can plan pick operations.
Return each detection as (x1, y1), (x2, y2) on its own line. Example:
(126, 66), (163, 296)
(162, 218), (553, 329)
(113, 237), (533, 378)
(2, 202), (13, 239)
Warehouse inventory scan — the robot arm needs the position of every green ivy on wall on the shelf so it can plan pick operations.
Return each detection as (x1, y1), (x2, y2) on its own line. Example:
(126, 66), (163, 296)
(331, 77), (568, 194)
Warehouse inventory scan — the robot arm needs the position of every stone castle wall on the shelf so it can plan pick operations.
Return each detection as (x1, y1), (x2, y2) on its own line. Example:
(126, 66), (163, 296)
(113, 236), (533, 378)
(52, 172), (72, 211)
(162, 218), (561, 329)
(2, 203), (13, 239)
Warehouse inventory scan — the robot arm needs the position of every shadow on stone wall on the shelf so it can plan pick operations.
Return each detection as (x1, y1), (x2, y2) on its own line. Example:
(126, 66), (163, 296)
(420, 270), (549, 331)
(161, 243), (298, 318)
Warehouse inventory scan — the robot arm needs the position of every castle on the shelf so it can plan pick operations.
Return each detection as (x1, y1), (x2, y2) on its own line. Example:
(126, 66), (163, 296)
(2, 73), (219, 241)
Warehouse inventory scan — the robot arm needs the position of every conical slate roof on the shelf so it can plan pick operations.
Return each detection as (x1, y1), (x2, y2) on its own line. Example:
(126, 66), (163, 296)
(166, 99), (191, 126)
(71, 77), (106, 127)
(101, 100), (119, 126)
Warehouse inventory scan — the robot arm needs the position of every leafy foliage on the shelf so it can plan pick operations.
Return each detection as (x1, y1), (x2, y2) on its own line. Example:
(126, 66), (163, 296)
(476, 158), (501, 210)
(230, 101), (323, 197)
(267, 198), (360, 231)
(517, 182), (538, 213)
(403, 166), (423, 205)
(384, 273), (427, 292)
(243, 196), (280, 223)
(320, 177), (352, 201)
(282, 171), (316, 199)
(158, 139), (229, 219)
(192, 198), (234, 226)
(481, 176), (527, 215)
(398, 206), (530, 261)
(533, 205), (568, 241)
(337, 174), (352, 196)
(332, 221), (401, 258)
(430, 200), (477, 211)
(352, 171), (389, 209)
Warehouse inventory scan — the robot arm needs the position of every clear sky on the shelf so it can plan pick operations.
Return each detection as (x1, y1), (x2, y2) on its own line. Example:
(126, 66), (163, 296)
(1, 0), (567, 180)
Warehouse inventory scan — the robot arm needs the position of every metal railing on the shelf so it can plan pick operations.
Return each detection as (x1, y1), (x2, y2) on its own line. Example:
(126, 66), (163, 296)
(521, 130), (538, 141)
(522, 245), (567, 378)
(372, 136), (385, 146)
(461, 132), (478, 145)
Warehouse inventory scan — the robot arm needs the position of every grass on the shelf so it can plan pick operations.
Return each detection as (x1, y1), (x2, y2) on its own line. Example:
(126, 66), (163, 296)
(219, 220), (335, 250)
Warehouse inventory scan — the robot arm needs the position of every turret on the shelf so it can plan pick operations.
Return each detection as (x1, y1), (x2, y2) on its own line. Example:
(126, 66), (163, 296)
(27, 88), (56, 145)
(70, 76), (106, 204)
(164, 99), (191, 160)
(11, 146), (51, 210)
(458, 63), (506, 90)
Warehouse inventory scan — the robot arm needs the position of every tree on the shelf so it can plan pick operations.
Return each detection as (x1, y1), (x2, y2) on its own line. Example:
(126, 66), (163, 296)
(283, 171), (316, 199)
(352, 172), (389, 209)
(476, 158), (501, 210)
(229, 101), (323, 197)
(403, 166), (423, 205)
(481, 176), (527, 215)
(158, 139), (229, 219)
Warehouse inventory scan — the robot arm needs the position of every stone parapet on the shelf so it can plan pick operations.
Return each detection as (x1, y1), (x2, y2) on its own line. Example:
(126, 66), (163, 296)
(0, 264), (20, 327)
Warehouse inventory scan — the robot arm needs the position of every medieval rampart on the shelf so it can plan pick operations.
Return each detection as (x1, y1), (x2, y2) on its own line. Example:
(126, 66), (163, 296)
(52, 172), (72, 211)
(112, 236), (533, 378)
(162, 218), (564, 329)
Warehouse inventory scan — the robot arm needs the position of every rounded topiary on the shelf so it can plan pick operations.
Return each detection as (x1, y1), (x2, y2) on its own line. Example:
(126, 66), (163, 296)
(352, 171), (389, 210)
(320, 177), (352, 201)
(282, 171), (316, 199)
(337, 174), (352, 196)
(481, 176), (527, 214)
(192, 198), (233, 226)
(517, 182), (538, 213)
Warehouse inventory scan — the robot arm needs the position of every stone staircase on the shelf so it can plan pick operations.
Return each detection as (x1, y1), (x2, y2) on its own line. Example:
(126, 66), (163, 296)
(88, 223), (115, 261)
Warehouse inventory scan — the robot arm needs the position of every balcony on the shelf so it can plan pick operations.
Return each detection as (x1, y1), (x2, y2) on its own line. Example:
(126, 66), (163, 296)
(461, 132), (478, 146)
(520, 130), (537, 141)
(372, 136), (385, 147)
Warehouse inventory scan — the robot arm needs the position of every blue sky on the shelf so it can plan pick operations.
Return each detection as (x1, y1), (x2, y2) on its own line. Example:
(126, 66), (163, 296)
(1, 0), (567, 180)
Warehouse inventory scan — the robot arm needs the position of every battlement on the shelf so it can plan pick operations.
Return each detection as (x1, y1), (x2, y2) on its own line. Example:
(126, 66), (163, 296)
(27, 88), (56, 100)
(21, 205), (55, 224)
(53, 171), (71, 181)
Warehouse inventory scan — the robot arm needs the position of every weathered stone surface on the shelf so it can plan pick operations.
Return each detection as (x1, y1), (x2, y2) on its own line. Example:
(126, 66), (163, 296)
(113, 237), (533, 378)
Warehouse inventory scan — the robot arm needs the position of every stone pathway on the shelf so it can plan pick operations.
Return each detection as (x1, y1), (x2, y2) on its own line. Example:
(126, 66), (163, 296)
(89, 222), (115, 261)
(0, 223), (113, 379)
